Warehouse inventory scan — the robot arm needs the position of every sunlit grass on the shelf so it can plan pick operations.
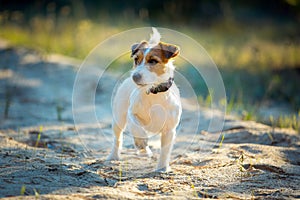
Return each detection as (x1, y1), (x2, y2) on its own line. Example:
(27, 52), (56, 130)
(1, 17), (299, 69)
(277, 113), (300, 130)
(267, 112), (300, 132)
(183, 23), (300, 70)
(0, 18), (122, 58)
(199, 91), (299, 131)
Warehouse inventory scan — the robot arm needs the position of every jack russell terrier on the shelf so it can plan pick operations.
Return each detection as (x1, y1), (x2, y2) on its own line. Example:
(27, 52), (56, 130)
(107, 28), (182, 172)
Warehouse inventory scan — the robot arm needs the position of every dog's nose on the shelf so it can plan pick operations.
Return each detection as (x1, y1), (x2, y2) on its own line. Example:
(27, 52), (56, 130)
(132, 73), (142, 83)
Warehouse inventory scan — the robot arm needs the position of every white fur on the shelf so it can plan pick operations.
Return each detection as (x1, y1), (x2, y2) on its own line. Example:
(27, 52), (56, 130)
(149, 27), (161, 46)
(106, 29), (181, 172)
(132, 64), (158, 85)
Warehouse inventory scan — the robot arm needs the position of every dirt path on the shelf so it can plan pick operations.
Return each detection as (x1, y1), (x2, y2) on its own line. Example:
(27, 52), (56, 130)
(0, 43), (299, 199)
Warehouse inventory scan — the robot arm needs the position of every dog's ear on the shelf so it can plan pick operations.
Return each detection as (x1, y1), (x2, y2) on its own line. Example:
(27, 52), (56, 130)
(160, 42), (180, 59)
(131, 41), (148, 57)
(131, 43), (139, 57)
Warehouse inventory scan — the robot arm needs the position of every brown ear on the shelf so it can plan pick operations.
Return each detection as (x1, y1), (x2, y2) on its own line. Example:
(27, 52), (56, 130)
(131, 41), (148, 57)
(160, 42), (180, 59)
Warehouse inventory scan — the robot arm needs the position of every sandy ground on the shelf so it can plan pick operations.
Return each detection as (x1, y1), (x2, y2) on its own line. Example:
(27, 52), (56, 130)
(0, 42), (300, 199)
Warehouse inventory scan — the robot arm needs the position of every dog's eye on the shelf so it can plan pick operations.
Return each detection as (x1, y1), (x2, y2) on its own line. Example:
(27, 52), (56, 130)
(148, 59), (158, 65)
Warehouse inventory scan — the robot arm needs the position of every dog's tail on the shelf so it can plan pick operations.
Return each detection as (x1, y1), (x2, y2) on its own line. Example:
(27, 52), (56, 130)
(149, 27), (161, 46)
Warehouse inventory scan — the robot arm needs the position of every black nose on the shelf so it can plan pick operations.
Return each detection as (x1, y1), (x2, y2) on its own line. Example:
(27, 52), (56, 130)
(132, 73), (142, 83)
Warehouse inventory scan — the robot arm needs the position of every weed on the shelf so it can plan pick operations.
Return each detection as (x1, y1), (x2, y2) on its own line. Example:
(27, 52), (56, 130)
(20, 185), (26, 195)
(205, 94), (212, 107)
(4, 86), (12, 119)
(210, 92), (258, 121)
(288, 114), (296, 130)
(188, 180), (198, 198)
(236, 153), (252, 179)
(251, 190), (255, 200)
(198, 94), (212, 108)
(219, 93), (299, 132)
(269, 115), (275, 128)
(56, 104), (63, 121)
(226, 94), (235, 114)
(34, 126), (43, 148)
(219, 133), (225, 148)
(241, 108), (256, 121)
(33, 188), (39, 198)
(269, 113), (300, 131)
(267, 131), (274, 143)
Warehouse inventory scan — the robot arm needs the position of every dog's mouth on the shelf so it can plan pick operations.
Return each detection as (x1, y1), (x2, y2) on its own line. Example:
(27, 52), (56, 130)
(135, 82), (148, 87)
(131, 72), (174, 94)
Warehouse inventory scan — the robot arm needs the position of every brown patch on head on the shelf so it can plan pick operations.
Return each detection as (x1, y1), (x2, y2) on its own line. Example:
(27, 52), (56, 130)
(131, 41), (148, 67)
(130, 40), (180, 76)
(144, 49), (166, 76)
(144, 42), (180, 63)
(143, 42), (180, 76)
(149, 62), (167, 76)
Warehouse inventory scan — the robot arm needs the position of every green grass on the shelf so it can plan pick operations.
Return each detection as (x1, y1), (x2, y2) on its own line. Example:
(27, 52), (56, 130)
(34, 126), (42, 148)
(1, 16), (299, 68)
(56, 103), (63, 121)
(276, 113), (300, 130)
(185, 25), (300, 71)
(20, 185), (26, 195)
(200, 91), (299, 131)
(0, 19), (122, 58)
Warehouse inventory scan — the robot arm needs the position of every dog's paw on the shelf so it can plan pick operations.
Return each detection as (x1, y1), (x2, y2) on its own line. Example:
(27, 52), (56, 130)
(146, 147), (153, 158)
(136, 146), (153, 158)
(106, 153), (120, 162)
(155, 166), (172, 173)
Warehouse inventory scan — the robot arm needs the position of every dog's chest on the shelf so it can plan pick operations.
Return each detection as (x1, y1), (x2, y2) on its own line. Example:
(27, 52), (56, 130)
(129, 92), (172, 127)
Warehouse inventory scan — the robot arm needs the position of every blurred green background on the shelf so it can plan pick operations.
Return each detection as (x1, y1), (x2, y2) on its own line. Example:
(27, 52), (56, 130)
(0, 0), (299, 130)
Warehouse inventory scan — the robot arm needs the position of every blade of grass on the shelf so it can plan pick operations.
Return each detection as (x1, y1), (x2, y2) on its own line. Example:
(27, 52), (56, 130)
(35, 126), (43, 147)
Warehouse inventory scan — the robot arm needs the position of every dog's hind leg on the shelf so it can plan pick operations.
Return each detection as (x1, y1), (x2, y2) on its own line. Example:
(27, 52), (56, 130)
(134, 136), (153, 157)
(128, 123), (153, 157)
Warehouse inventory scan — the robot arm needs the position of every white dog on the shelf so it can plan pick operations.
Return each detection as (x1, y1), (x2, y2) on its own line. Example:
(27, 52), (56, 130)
(107, 28), (182, 172)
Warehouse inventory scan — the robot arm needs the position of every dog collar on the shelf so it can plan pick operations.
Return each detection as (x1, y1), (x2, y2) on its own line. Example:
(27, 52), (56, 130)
(146, 77), (174, 95)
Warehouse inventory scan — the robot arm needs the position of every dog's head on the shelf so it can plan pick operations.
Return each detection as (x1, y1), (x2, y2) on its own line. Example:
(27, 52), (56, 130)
(130, 28), (180, 87)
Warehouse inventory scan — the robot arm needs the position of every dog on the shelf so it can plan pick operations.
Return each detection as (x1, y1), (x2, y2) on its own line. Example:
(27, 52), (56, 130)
(106, 28), (182, 172)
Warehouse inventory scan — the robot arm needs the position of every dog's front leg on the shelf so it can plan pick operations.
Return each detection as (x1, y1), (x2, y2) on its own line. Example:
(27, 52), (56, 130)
(156, 129), (176, 172)
(106, 122), (123, 161)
